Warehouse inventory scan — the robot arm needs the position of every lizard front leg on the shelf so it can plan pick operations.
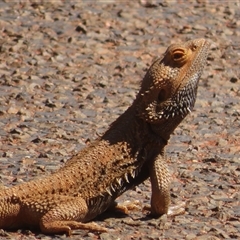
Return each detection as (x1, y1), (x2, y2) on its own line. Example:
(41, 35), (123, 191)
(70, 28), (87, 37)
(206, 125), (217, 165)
(149, 154), (185, 216)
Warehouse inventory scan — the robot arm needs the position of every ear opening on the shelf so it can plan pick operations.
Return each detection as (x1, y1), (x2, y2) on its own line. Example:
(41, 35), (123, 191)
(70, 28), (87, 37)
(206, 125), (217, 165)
(158, 89), (167, 102)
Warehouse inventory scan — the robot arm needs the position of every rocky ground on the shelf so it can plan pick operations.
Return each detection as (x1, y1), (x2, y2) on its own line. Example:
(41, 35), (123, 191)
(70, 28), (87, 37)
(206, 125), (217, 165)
(0, 0), (239, 239)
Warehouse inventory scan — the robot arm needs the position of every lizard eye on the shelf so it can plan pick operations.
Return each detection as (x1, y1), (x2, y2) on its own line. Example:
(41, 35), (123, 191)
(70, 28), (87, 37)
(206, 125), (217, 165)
(172, 49), (186, 62)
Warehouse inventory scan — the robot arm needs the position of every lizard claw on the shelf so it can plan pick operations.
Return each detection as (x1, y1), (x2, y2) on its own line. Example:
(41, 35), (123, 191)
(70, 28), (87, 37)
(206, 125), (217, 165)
(167, 202), (186, 217)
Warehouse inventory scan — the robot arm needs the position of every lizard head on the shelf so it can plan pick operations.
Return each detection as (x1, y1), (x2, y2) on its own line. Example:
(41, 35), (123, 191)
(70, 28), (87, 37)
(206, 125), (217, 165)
(136, 38), (210, 138)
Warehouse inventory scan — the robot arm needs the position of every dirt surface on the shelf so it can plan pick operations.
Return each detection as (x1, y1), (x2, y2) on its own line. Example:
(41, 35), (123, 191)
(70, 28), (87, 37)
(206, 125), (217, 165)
(0, 1), (239, 239)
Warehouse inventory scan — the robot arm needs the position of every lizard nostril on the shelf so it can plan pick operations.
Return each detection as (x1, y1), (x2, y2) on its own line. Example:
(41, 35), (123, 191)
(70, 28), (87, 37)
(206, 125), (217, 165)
(191, 44), (197, 51)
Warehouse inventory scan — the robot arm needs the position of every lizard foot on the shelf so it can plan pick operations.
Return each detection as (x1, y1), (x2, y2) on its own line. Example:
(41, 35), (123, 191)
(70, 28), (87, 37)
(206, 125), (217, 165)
(41, 221), (108, 236)
(143, 202), (185, 217)
(111, 200), (142, 214)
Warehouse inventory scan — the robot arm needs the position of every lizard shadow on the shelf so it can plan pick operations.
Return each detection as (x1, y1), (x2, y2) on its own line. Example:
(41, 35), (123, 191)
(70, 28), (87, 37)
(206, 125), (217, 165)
(95, 208), (156, 222)
(95, 209), (129, 221)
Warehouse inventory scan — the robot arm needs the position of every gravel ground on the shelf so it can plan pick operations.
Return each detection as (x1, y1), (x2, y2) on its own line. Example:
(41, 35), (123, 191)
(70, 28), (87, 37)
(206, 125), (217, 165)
(0, 1), (239, 240)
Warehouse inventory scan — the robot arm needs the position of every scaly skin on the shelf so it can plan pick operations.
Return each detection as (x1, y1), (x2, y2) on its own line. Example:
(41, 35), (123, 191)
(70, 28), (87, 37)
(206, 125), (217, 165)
(0, 38), (210, 235)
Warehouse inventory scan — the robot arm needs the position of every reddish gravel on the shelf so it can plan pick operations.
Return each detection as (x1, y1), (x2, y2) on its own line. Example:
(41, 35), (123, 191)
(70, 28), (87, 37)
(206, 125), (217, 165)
(0, 1), (239, 240)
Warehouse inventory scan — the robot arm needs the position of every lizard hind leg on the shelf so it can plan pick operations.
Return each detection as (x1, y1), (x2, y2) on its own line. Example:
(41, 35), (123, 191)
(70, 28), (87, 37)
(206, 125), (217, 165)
(39, 196), (107, 236)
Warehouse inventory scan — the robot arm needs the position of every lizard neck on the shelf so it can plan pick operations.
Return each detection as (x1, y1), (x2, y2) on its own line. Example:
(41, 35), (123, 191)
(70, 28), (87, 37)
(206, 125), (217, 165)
(102, 104), (167, 149)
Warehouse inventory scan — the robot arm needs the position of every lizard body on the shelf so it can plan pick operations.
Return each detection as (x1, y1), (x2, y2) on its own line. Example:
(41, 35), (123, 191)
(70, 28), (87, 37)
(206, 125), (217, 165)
(0, 38), (210, 235)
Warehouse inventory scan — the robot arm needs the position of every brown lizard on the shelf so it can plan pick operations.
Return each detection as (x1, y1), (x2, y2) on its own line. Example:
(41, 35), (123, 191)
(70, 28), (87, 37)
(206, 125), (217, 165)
(0, 38), (210, 235)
